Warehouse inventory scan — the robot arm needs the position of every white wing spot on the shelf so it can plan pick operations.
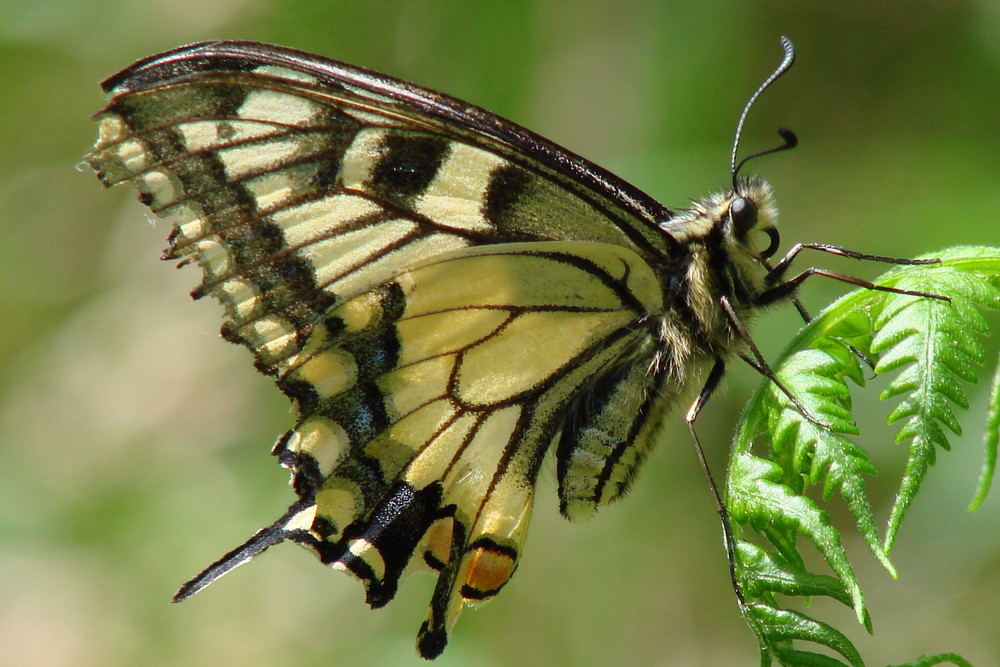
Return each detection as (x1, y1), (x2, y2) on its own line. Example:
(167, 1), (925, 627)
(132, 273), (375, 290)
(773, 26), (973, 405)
(253, 64), (320, 84)
(415, 144), (504, 232)
(339, 128), (389, 189)
(218, 137), (301, 179)
(239, 89), (323, 126)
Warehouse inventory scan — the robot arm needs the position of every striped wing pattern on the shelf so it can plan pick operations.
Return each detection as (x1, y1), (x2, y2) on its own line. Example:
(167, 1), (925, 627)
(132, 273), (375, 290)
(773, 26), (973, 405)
(86, 41), (685, 657)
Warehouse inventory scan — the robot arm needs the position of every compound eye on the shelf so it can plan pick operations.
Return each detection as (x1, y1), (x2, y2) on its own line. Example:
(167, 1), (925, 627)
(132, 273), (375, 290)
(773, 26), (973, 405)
(729, 196), (758, 237)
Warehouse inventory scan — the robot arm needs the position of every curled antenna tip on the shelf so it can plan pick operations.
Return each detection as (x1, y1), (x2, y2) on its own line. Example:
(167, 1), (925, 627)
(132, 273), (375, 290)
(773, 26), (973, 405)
(777, 127), (798, 148)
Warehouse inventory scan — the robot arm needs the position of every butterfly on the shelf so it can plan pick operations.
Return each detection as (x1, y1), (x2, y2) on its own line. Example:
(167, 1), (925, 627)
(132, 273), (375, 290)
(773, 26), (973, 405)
(85, 37), (937, 658)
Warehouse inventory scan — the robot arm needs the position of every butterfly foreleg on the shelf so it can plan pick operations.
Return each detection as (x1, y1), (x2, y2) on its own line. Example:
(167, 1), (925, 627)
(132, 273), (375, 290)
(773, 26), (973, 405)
(758, 243), (950, 307)
(767, 242), (943, 279)
(759, 243), (950, 371)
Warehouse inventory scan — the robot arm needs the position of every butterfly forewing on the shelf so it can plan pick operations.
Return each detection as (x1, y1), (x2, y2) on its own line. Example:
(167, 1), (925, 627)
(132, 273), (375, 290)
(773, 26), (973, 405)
(85, 41), (735, 658)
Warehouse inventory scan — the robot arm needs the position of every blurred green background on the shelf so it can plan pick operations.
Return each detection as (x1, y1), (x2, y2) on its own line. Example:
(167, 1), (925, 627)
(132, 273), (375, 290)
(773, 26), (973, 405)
(1, 1), (998, 665)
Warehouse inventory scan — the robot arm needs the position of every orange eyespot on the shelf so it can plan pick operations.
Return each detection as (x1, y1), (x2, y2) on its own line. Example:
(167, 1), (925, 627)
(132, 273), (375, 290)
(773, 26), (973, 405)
(461, 544), (517, 600)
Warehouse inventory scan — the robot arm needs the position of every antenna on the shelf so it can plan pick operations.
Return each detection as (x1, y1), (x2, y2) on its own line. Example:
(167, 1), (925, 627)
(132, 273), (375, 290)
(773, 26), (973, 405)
(730, 36), (798, 190)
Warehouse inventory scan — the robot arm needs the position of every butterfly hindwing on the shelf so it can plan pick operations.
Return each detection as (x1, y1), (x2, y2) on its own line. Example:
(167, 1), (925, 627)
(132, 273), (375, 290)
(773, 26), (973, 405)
(272, 241), (664, 645)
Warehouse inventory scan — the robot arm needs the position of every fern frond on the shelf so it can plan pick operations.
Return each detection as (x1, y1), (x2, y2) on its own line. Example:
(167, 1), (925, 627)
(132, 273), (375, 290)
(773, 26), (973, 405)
(870, 261), (1000, 548)
(887, 654), (975, 667)
(969, 351), (1000, 511)
(749, 602), (863, 667)
(728, 450), (868, 624)
(726, 245), (1000, 665)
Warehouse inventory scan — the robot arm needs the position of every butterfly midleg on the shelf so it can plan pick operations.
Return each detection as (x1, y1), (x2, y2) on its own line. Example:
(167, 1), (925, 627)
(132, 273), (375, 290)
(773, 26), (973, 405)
(720, 296), (828, 428)
(785, 297), (878, 370)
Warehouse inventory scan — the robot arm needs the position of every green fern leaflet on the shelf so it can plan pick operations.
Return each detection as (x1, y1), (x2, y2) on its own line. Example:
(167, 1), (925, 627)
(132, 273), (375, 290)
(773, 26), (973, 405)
(727, 245), (1000, 667)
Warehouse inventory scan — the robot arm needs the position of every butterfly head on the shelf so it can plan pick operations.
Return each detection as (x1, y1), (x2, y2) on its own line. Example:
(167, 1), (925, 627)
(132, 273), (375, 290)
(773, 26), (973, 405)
(729, 174), (781, 262)
(659, 174), (779, 260)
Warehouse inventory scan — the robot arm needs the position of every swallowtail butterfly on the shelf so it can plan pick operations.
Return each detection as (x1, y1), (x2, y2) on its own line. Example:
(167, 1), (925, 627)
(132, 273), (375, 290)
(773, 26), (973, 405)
(85, 38), (938, 658)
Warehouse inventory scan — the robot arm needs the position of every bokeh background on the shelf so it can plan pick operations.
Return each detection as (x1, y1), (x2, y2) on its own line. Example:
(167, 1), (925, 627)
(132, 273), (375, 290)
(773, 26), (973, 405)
(1, 1), (998, 665)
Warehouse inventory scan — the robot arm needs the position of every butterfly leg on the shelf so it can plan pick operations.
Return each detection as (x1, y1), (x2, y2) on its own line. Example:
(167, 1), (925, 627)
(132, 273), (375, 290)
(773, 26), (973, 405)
(758, 243), (950, 307)
(757, 266), (950, 306)
(785, 295), (877, 371)
(690, 293), (851, 611)
(760, 245), (950, 369)
(767, 242), (942, 280)
(720, 296), (830, 429)
(685, 358), (746, 606)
